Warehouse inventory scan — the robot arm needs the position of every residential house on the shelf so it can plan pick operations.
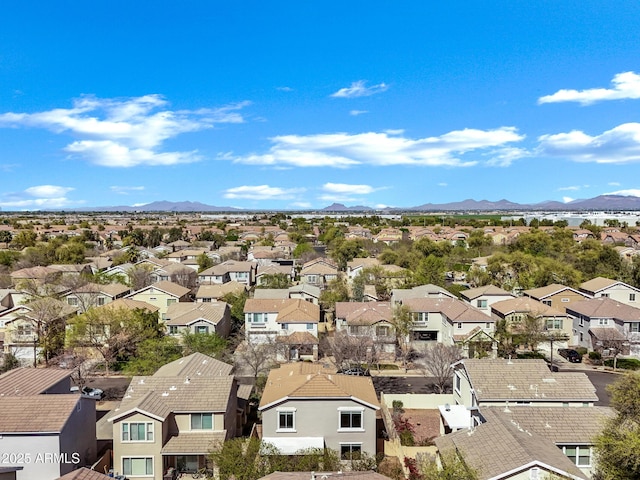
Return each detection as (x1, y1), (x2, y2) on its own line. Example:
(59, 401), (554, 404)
(258, 363), (380, 458)
(198, 260), (257, 287)
(299, 258), (339, 289)
(335, 302), (396, 358)
(165, 302), (231, 338)
(259, 472), (391, 480)
(55, 468), (113, 479)
(125, 281), (191, 321)
(253, 284), (321, 305)
(460, 285), (514, 314)
(452, 358), (598, 409)
(0, 298), (78, 363)
(0, 395), (96, 480)
(63, 282), (130, 313)
(390, 284), (456, 305)
(255, 264), (295, 287)
(567, 297), (640, 356)
(490, 297), (571, 348)
(0, 366), (73, 395)
(579, 276), (640, 306)
(243, 298), (320, 360)
(150, 263), (197, 288)
(194, 282), (247, 302)
(434, 406), (589, 480)
(346, 258), (381, 281)
(107, 353), (240, 480)
(523, 284), (590, 312)
(401, 297), (495, 356)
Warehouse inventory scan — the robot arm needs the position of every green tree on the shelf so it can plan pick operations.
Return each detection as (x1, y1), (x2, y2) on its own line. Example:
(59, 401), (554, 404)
(392, 304), (415, 369)
(222, 291), (249, 332)
(292, 241), (314, 259)
(594, 372), (640, 479)
(419, 451), (479, 480)
(181, 331), (227, 359)
(124, 335), (182, 375)
(197, 253), (214, 273)
(256, 273), (292, 289)
(12, 230), (37, 249)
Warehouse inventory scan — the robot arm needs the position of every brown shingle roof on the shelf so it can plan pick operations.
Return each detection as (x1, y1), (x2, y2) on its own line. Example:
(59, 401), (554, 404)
(523, 284), (586, 300)
(154, 352), (234, 377)
(579, 276), (618, 294)
(99, 298), (159, 313)
(567, 296), (640, 321)
(164, 302), (228, 326)
(244, 298), (320, 323)
(460, 285), (513, 301)
(403, 297), (492, 323)
(195, 282), (247, 299)
(335, 302), (393, 326)
(0, 394), (80, 433)
(490, 297), (565, 317)
(0, 367), (72, 396)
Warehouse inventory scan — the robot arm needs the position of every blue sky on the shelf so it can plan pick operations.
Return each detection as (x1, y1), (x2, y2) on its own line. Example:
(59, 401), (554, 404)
(2, 1), (640, 210)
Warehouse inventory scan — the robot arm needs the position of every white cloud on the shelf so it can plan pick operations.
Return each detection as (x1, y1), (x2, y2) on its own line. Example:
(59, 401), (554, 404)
(538, 71), (640, 105)
(562, 197), (575, 203)
(232, 127), (524, 168)
(331, 81), (389, 98)
(558, 186), (580, 191)
(0, 95), (250, 167)
(277, 86), (293, 92)
(349, 110), (368, 116)
(0, 184), (76, 209)
(438, 183), (448, 187)
(322, 183), (376, 195)
(110, 186), (145, 195)
(605, 189), (640, 197)
(223, 185), (305, 200)
(608, 182), (621, 186)
(484, 147), (529, 167)
(537, 123), (640, 164)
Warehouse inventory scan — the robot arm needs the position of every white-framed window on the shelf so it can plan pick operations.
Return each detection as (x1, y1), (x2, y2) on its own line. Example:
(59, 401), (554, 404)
(16, 324), (33, 337)
(630, 322), (640, 333)
(169, 326), (178, 335)
(561, 445), (592, 467)
(277, 408), (296, 432)
(476, 299), (487, 308)
(249, 313), (264, 323)
(376, 325), (390, 337)
(485, 322), (491, 329)
(454, 373), (462, 394)
(306, 323), (314, 330)
(67, 297), (78, 306)
(545, 318), (563, 330)
(195, 325), (209, 334)
(457, 322), (463, 329)
(338, 408), (364, 431)
(340, 443), (362, 460)
(123, 457), (153, 477)
(167, 298), (177, 306)
(281, 323), (288, 330)
(601, 293), (610, 298)
(598, 318), (610, 326)
(122, 422), (154, 442)
(191, 413), (213, 430)
(542, 300), (552, 306)
(631, 293), (636, 302)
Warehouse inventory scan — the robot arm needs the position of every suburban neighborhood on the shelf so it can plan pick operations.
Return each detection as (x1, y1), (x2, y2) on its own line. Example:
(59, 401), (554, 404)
(0, 210), (638, 479)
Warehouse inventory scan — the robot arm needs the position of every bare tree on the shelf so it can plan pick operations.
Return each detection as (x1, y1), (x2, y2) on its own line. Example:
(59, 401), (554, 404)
(234, 335), (278, 379)
(417, 343), (463, 393)
(324, 329), (374, 370)
(391, 303), (414, 370)
(128, 264), (154, 291)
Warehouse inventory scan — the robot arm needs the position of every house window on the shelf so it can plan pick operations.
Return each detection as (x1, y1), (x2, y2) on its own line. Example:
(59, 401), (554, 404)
(630, 323), (640, 333)
(17, 324), (33, 337)
(176, 455), (198, 473)
(454, 373), (461, 394)
(281, 323), (288, 330)
(67, 297), (78, 306)
(123, 457), (153, 476)
(250, 313), (264, 323)
(579, 332), (584, 342)
(167, 298), (177, 307)
(191, 413), (213, 430)
(339, 409), (363, 430)
(306, 275), (318, 284)
(169, 326), (178, 335)
(97, 297), (106, 306)
(545, 318), (563, 330)
(579, 317), (584, 327)
(631, 293), (636, 302)
(485, 322), (491, 329)
(476, 299), (487, 308)
(601, 293), (610, 298)
(376, 326), (390, 337)
(149, 297), (157, 301)
(122, 422), (153, 442)
(561, 445), (591, 467)
(598, 319), (610, 326)
(457, 322), (463, 329)
(542, 300), (552, 306)
(306, 323), (314, 330)
(196, 325), (209, 334)
(277, 410), (296, 431)
(340, 443), (362, 460)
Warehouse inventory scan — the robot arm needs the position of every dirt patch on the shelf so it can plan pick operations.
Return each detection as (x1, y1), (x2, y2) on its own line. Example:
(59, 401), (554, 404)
(402, 409), (441, 444)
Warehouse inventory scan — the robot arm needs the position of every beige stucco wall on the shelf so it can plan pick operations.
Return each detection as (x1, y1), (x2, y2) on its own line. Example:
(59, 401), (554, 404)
(112, 412), (164, 479)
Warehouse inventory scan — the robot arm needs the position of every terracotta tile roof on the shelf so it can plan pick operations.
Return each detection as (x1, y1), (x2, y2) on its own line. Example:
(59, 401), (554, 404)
(154, 352), (234, 377)
(195, 282), (247, 299)
(259, 363), (379, 410)
(490, 297), (565, 317)
(460, 285), (513, 301)
(523, 284), (587, 300)
(335, 302), (393, 325)
(435, 409), (588, 480)
(99, 298), (159, 313)
(481, 405), (613, 444)
(0, 394), (80, 433)
(56, 467), (114, 479)
(161, 430), (227, 454)
(567, 296), (640, 320)
(260, 472), (392, 480)
(164, 302), (228, 326)
(457, 359), (598, 403)
(403, 297), (492, 323)
(0, 367), (72, 396)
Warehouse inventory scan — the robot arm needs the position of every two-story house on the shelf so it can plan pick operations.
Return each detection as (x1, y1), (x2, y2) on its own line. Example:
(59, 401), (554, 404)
(107, 353), (240, 480)
(579, 276), (640, 306)
(197, 260), (256, 287)
(459, 285), (514, 314)
(125, 281), (191, 321)
(258, 363), (380, 458)
(335, 302), (395, 358)
(567, 297), (640, 356)
(164, 302), (231, 339)
(63, 282), (130, 313)
(194, 282), (247, 303)
(299, 258), (339, 289)
(522, 284), (590, 313)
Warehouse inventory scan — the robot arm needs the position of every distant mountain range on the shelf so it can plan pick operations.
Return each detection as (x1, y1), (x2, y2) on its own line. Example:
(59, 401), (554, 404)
(11, 194), (640, 213)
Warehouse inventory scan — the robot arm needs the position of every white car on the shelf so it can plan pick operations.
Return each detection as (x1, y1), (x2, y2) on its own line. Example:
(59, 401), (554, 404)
(70, 386), (105, 399)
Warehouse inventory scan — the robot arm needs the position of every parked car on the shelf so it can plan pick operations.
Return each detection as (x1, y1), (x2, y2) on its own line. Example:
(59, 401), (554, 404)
(338, 366), (371, 376)
(71, 386), (105, 399)
(558, 348), (582, 363)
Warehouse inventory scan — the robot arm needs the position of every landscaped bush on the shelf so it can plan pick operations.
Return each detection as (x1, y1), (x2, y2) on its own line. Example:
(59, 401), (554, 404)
(604, 358), (640, 370)
(575, 347), (588, 356)
(588, 351), (602, 363)
(516, 351), (546, 360)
